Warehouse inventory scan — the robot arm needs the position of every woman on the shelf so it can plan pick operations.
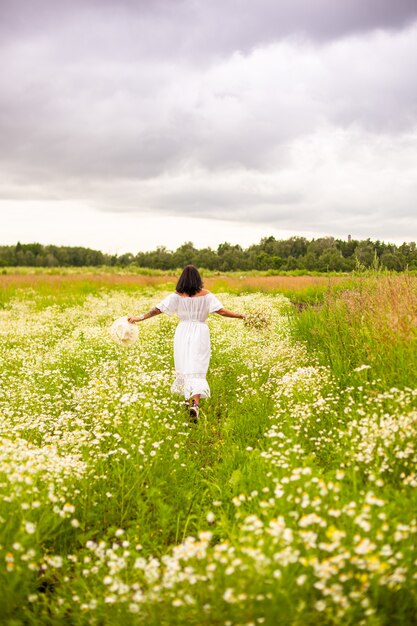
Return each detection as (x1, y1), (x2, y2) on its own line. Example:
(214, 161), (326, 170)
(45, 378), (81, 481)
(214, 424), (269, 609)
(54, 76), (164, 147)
(128, 265), (245, 421)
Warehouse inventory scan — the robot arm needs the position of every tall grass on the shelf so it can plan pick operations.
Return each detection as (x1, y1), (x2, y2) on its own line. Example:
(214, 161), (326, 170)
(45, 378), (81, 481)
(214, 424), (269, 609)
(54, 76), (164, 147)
(292, 273), (417, 388)
(0, 270), (350, 309)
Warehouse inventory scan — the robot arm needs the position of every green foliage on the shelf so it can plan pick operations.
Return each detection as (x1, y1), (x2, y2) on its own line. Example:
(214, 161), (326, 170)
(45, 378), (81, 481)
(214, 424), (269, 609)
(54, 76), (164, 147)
(1, 235), (417, 271)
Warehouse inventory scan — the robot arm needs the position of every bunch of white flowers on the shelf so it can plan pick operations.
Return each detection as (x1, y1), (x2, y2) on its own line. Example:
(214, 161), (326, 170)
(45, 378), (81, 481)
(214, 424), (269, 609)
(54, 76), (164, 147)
(243, 308), (272, 331)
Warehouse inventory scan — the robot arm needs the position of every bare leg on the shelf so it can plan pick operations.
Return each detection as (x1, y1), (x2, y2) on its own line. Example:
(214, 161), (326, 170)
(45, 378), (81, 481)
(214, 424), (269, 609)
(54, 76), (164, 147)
(189, 394), (201, 423)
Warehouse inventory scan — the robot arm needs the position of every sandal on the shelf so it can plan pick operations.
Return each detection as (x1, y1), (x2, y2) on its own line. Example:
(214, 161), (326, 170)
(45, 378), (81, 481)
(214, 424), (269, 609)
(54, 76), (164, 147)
(189, 403), (200, 422)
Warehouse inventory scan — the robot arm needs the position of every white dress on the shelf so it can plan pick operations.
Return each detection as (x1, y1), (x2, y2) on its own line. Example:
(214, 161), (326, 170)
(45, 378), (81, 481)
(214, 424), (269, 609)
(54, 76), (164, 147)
(156, 292), (223, 399)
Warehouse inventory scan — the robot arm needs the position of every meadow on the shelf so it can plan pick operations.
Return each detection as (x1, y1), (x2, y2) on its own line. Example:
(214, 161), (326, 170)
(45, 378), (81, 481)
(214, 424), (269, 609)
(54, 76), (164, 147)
(0, 270), (416, 625)
(0, 269), (350, 309)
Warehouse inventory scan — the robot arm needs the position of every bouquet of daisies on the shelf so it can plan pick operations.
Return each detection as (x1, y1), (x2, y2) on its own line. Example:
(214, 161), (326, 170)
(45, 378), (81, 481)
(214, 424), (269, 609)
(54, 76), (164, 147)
(243, 307), (272, 331)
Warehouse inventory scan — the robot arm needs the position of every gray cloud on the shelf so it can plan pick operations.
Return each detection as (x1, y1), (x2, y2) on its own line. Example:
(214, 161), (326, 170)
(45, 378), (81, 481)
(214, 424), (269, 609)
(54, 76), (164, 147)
(1, 0), (417, 241)
(1, 0), (417, 57)
(2, 20), (416, 180)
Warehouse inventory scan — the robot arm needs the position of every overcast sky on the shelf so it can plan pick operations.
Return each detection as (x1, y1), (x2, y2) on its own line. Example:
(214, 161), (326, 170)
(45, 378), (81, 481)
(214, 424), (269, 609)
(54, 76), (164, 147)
(1, 0), (417, 253)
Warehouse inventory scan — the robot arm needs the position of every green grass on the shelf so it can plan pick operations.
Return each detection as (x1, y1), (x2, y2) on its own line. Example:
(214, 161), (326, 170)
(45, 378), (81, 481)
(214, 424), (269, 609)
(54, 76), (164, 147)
(291, 272), (417, 388)
(0, 279), (416, 625)
(0, 266), (350, 277)
(0, 269), (351, 310)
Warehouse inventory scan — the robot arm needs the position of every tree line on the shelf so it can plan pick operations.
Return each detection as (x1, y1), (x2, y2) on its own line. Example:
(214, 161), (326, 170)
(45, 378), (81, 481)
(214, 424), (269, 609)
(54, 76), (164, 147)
(1, 237), (416, 272)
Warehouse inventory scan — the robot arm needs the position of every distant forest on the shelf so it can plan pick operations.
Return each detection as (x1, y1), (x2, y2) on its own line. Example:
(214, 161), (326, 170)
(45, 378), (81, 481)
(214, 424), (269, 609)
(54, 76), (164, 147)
(1, 237), (416, 272)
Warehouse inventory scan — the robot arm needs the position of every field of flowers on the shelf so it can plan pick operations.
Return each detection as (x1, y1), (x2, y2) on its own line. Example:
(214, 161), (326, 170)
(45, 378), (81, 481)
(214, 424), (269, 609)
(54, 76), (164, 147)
(1, 279), (416, 625)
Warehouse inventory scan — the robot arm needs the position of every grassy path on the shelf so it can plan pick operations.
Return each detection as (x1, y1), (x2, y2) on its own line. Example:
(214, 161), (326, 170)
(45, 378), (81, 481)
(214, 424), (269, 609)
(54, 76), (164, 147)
(0, 289), (416, 625)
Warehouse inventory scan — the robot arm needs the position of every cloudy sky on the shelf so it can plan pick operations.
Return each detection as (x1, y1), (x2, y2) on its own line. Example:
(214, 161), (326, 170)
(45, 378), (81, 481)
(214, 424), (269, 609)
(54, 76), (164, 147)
(1, 0), (417, 253)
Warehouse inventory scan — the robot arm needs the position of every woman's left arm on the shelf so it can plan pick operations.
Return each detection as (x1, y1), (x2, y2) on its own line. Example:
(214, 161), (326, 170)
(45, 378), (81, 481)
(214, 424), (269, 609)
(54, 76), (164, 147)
(128, 307), (163, 323)
(215, 308), (246, 319)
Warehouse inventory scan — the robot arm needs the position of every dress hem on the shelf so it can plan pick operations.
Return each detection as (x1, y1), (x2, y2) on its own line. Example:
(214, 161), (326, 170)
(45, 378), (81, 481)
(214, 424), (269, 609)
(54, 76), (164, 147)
(171, 374), (210, 399)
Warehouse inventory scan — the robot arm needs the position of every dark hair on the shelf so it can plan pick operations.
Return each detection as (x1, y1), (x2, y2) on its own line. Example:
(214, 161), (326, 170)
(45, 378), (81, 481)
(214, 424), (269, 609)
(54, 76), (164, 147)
(176, 265), (203, 296)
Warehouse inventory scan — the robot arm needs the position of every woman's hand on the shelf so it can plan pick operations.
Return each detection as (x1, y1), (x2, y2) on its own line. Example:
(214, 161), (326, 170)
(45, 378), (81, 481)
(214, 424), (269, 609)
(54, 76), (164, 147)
(127, 316), (141, 324)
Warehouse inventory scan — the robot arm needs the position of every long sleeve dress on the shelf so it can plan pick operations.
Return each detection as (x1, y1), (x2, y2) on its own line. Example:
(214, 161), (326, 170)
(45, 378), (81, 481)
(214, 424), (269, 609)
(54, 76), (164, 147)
(156, 291), (223, 399)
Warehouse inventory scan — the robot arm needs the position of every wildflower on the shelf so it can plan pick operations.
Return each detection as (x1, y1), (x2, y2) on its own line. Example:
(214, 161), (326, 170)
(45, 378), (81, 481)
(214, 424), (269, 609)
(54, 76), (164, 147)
(198, 531), (213, 542)
(354, 538), (376, 555)
(5, 552), (14, 572)
(353, 364), (371, 372)
(25, 521), (36, 534)
(243, 309), (272, 331)
(223, 588), (237, 603)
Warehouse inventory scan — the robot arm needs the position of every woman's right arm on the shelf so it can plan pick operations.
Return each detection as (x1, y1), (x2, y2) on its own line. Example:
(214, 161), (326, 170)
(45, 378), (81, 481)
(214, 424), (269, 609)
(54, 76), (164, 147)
(128, 307), (162, 323)
(215, 308), (246, 320)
